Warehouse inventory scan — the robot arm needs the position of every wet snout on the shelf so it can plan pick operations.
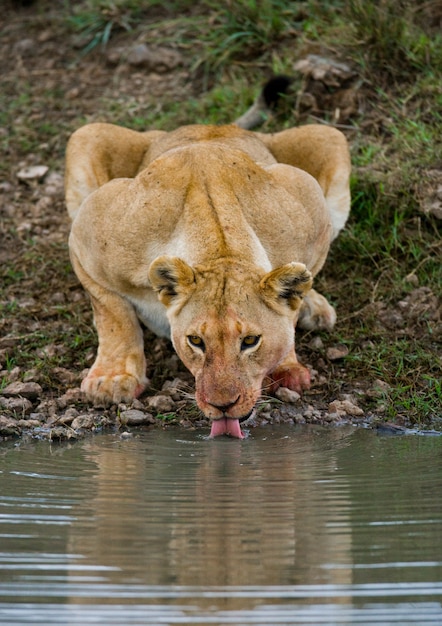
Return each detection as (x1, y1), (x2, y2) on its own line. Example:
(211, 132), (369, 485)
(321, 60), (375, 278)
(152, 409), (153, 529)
(200, 389), (244, 420)
(195, 369), (260, 422)
(207, 395), (240, 416)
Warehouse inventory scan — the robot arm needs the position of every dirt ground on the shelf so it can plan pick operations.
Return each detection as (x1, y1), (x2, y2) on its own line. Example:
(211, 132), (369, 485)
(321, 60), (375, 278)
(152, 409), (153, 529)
(0, 2), (440, 442)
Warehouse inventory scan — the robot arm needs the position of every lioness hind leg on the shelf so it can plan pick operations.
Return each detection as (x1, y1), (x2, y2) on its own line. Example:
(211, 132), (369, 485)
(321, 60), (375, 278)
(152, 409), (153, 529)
(65, 123), (165, 219)
(266, 350), (311, 395)
(71, 255), (148, 405)
(298, 288), (336, 332)
(258, 125), (351, 239)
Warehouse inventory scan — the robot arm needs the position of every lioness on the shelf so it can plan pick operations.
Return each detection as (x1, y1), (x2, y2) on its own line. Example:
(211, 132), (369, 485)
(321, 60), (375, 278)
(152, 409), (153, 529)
(65, 99), (350, 438)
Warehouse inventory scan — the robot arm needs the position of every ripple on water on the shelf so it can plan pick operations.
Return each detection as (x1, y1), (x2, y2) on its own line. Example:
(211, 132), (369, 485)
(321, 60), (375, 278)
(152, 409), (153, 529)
(0, 425), (441, 624)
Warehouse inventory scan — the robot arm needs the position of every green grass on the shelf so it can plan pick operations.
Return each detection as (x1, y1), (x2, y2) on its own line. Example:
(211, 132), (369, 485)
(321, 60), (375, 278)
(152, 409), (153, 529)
(344, 0), (442, 76)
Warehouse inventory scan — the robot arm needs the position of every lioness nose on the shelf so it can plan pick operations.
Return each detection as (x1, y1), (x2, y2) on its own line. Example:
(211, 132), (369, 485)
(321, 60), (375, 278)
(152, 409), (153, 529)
(209, 396), (240, 413)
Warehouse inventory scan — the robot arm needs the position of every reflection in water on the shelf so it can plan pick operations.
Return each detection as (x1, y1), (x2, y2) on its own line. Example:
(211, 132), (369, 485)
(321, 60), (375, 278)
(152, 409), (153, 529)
(0, 425), (441, 624)
(72, 426), (353, 590)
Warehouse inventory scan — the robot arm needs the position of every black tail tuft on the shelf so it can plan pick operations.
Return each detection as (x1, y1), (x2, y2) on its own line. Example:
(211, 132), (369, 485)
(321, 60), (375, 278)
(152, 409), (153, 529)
(262, 75), (292, 110)
(234, 74), (293, 130)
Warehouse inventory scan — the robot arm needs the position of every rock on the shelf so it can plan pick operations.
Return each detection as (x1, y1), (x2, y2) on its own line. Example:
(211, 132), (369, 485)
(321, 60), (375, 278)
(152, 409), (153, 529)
(71, 415), (97, 430)
(47, 426), (79, 441)
(58, 388), (84, 404)
(328, 399), (364, 416)
(17, 165), (48, 181)
(29, 412), (45, 422)
(303, 405), (322, 420)
(127, 44), (182, 72)
(147, 394), (176, 413)
(44, 171), (63, 191)
(14, 38), (35, 56)
(1, 381), (42, 400)
(326, 344), (349, 361)
(405, 273), (419, 287)
(18, 419), (42, 428)
(377, 307), (405, 329)
(309, 336), (324, 351)
(23, 368), (40, 382)
(0, 416), (20, 436)
(294, 55), (356, 87)
(120, 431), (133, 439)
(0, 396), (33, 414)
(367, 379), (391, 398)
(106, 48), (122, 66)
(130, 398), (145, 410)
(375, 422), (407, 435)
(119, 409), (154, 426)
(6, 366), (21, 382)
(58, 408), (79, 424)
(275, 387), (301, 403)
(419, 170), (442, 219)
(35, 399), (58, 417)
(401, 287), (440, 322)
(0, 337), (18, 349)
(52, 367), (78, 385)
(293, 54), (360, 122)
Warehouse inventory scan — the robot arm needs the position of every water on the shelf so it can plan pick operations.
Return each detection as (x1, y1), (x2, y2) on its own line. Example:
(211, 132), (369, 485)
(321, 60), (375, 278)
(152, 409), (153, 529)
(0, 425), (441, 625)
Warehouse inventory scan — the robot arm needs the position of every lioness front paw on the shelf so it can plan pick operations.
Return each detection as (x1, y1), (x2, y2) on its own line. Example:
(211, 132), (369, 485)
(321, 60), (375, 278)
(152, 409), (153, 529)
(298, 289), (336, 332)
(81, 372), (147, 405)
(267, 362), (311, 395)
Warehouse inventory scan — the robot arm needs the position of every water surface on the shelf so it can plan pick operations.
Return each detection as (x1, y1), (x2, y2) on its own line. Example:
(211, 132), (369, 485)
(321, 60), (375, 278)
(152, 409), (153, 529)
(0, 425), (441, 624)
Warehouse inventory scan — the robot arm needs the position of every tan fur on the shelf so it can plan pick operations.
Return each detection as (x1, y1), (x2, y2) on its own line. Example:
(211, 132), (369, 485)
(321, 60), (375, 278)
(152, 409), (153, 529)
(65, 122), (351, 423)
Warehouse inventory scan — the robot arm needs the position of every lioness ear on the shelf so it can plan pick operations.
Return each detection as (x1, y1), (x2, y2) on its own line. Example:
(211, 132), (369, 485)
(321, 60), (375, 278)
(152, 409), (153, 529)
(260, 262), (313, 311)
(149, 256), (196, 306)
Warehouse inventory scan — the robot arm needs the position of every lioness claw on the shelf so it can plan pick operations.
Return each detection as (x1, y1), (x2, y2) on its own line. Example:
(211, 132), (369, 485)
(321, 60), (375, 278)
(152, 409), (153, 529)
(268, 363), (311, 395)
(81, 373), (147, 406)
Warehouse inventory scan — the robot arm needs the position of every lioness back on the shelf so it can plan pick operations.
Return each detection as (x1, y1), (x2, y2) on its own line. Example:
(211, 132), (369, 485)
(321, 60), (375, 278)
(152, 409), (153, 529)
(138, 124), (277, 171)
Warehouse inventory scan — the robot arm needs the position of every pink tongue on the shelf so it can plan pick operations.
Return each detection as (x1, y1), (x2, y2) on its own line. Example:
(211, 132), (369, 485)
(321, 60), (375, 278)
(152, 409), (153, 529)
(210, 417), (244, 439)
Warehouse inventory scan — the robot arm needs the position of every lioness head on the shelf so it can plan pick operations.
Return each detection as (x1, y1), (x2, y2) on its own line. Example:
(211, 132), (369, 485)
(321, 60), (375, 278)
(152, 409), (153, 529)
(149, 256), (312, 437)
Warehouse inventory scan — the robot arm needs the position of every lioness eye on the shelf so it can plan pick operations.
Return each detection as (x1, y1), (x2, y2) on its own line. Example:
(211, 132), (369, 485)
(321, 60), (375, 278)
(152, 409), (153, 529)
(187, 335), (205, 351)
(241, 335), (261, 350)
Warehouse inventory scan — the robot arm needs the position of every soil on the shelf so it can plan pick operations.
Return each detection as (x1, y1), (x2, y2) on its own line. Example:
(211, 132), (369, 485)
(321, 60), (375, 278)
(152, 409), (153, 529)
(0, 2), (440, 443)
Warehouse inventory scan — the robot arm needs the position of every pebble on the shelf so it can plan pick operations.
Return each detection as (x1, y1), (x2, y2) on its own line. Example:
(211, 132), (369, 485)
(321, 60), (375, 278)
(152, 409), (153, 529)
(127, 44), (182, 72)
(23, 369), (40, 383)
(18, 419), (41, 428)
(147, 394), (176, 413)
(52, 367), (78, 385)
(120, 431), (133, 439)
(303, 406), (322, 420)
(59, 408), (79, 424)
(71, 415), (97, 430)
(405, 273), (419, 286)
(326, 344), (349, 361)
(275, 387), (301, 403)
(367, 379), (391, 398)
(309, 336), (324, 351)
(0, 416), (20, 435)
(1, 381), (42, 400)
(59, 388), (84, 403)
(17, 165), (48, 181)
(119, 409), (154, 426)
(6, 366), (21, 382)
(0, 396), (33, 414)
(328, 399), (364, 416)
(13, 38), (35, 56)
